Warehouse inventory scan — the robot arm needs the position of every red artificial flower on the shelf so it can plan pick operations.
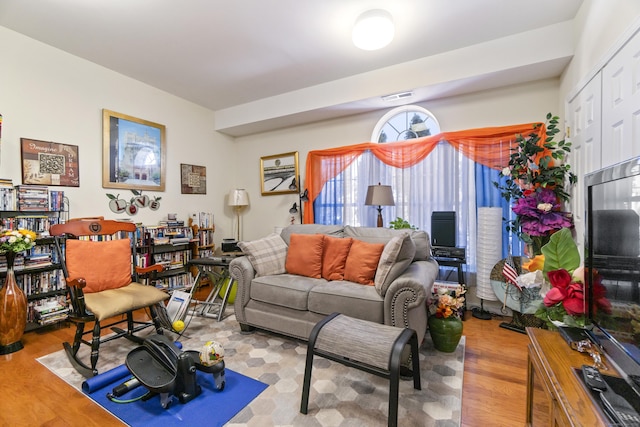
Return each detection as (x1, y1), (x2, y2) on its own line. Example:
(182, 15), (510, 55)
(543, 269), (585, 316)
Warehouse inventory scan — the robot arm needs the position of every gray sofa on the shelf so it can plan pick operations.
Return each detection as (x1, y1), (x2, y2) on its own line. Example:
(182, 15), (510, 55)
(229, 224), (439, 346)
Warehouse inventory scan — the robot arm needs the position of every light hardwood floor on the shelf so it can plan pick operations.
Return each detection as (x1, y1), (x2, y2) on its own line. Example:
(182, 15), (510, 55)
(0, 305), (530, 426)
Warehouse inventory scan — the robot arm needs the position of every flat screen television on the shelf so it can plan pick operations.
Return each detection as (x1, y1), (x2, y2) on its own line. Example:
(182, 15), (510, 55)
(585, 155), (640, 389)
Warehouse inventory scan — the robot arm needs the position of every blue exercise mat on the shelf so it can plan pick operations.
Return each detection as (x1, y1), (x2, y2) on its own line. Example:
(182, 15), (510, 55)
(83, 364), (267, 427)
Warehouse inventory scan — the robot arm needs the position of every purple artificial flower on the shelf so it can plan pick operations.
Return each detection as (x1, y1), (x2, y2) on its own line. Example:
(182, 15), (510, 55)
(512, 188), (572, 236)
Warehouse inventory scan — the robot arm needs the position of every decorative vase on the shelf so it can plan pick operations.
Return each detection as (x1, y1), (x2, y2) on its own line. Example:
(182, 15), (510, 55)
(428, 315), (463, 353)
(0, 252), (27, 354)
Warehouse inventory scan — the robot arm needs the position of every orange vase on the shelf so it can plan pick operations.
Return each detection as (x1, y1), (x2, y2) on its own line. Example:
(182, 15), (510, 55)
(0, 252), (27, 354)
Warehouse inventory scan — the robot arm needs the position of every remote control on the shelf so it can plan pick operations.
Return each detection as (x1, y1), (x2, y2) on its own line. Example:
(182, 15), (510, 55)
(582, 364), (608, 391)
(600, 391), (640, 426)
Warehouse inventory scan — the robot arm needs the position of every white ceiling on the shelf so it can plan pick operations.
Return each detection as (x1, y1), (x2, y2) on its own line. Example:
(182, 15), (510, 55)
(0, 0), (584, 136)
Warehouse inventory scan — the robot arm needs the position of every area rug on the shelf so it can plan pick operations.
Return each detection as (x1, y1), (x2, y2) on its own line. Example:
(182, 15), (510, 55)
(37, 314), (465, 426)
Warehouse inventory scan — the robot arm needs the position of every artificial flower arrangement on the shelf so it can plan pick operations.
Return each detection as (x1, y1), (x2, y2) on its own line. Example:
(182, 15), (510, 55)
(0, 229), (37, 254)
(528, 228), (611, 329)
(494, 113), (577, 255)
(428, 285), (466, 320)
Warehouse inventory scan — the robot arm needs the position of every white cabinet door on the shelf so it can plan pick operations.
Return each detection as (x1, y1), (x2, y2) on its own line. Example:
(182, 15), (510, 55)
(567, 73), (602, 260)
(602, 31), (640, 168)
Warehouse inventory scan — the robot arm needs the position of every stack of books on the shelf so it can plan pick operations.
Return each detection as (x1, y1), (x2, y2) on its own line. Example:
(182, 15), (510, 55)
(0, 178), (15, 210)
(195, 212), (214, 228)
(49, 190), (65, 212)
(16, 185), (49, 211)
(32, 302), (68, 325)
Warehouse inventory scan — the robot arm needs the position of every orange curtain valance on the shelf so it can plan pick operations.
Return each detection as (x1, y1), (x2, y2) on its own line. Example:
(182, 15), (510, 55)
(303, 122), (546, 223)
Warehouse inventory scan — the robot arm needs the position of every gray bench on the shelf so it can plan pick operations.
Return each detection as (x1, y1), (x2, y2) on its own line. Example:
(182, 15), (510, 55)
(300, 312), (421, 427)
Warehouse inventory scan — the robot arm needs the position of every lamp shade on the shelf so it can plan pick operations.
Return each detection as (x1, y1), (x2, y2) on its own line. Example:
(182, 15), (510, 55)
(228, 189), (249, 207)
(364, 184), (395, 206)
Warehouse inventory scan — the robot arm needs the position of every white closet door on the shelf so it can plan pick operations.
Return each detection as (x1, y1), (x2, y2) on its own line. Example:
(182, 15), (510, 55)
(567, 73), (602, 259)
(602, 31), (640, 168)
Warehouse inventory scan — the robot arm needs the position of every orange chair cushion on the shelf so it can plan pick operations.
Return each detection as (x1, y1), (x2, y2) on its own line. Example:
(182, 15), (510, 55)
(66, 238), (132, 293)
(285, 234), (324, 278)
(321, 236), (353, 281)
(344, 239), (385, 285)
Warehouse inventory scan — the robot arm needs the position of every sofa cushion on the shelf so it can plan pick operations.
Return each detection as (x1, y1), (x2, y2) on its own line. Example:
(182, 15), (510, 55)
(308, 281), (384, 324)
(374, 233), (416, 296)
(280, 224), (344, 245)
(343, 225), (431, 261)
(343, 239), (385, 285)
(321, 236), (353, 281)
(238, 233), (288, 277)
(250, 274), (323, 310)
(285, 233), (324, 278)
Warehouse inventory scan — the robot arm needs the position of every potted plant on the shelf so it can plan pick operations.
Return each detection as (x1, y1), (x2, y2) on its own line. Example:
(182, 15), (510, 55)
(389, 217), (416, 230)
(427, 285), (466, 352)
(493, 113), (577, 255)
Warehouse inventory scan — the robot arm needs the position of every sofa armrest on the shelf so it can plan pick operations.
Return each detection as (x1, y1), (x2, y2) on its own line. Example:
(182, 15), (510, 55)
(229, 256), (256, 324)
(383, 259), (439, 343)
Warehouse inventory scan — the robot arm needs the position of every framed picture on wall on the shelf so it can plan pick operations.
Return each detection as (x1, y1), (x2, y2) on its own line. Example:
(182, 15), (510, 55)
(102, 109), (166, 191)
(20, 138), (80, 186)
(180, 163), (206, 194)
(260, 151), (299, 196)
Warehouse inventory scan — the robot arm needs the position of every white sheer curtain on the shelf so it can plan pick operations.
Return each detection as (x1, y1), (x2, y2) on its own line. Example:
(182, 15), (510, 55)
(339, 144), (479, 271)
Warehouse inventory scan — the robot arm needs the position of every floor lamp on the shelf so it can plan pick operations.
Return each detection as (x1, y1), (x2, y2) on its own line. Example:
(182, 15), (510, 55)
(365, 183), (394, 227)
(228, 189), (249, 241)
(288, 186), (309, 224)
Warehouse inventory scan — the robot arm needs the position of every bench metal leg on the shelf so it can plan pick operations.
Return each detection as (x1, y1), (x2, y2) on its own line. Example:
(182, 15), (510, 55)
(300, 312), (339, 414)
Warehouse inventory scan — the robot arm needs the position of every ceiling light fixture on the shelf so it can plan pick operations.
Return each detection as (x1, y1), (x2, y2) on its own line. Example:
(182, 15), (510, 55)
(352, 9), (395, 51)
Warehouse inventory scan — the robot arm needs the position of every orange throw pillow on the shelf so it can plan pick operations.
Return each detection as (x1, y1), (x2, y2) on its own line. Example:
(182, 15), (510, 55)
(66, 238), (132, 293)
(285, 234), (325, 278)
(344, 239), (385, 285)
(321, 236), (353, 280)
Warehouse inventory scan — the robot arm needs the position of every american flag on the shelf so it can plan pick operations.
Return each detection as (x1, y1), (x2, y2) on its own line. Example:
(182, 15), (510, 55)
(502, 253), (520, 289)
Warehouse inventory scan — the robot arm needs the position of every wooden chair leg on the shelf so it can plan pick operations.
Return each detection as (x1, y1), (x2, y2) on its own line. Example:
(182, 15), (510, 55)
(127, 311), (135, 334)
(90, 321), (101, 375)
(150, 303), (165, 334)
(71, 321), (84, 354)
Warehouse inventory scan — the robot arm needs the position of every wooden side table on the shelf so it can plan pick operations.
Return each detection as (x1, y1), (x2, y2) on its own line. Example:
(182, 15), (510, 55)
(526, 327), (610, 426)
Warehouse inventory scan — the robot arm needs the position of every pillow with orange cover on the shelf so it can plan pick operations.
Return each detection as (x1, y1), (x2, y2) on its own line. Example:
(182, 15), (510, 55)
(66, 238), (132, 293)
(285, 233), (325, 278)
(321, 236), (353, 280)
(343, 239), (385, 285)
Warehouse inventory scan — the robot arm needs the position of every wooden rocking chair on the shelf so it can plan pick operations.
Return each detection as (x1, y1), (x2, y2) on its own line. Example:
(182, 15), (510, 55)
(50, 218), (169, 378)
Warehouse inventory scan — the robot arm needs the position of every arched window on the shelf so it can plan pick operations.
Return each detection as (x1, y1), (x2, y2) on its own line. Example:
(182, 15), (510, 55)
(371, 106), (440, 143)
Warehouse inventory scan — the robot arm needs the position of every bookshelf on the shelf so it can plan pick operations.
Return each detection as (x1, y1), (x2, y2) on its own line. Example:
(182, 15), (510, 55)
(0, 184), (69, 331)
(189, 214), (215, 285)
(136, 224), (194, 292)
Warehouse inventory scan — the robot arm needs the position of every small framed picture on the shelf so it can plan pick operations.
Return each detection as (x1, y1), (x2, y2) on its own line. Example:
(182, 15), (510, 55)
(102, 109), (166, 191)
(180, 163), (206, 194)
(260, 151), (299, 196)
(20, 138), (80, 186)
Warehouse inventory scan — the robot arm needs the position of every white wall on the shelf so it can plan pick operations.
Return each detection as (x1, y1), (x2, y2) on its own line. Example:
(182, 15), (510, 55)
(560, 0), (640, 103)
(0, 26), (238, 244)
(235, 78), (560, 239)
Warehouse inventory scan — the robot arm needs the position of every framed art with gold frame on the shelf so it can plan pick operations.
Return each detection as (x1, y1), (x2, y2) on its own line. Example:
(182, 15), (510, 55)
(260, 151), (299, 196)
(102, 109), (166, 191)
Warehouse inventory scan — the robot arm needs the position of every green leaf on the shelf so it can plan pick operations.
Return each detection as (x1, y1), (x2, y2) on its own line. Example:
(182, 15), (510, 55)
(541, 228), (580, 277)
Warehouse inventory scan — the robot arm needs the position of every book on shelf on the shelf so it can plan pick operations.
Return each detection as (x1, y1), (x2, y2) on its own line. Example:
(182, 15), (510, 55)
(0, 179), (15, 210)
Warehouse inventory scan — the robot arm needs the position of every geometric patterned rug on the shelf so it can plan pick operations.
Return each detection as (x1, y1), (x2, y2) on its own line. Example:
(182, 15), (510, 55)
(37, 313), (464, 426)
